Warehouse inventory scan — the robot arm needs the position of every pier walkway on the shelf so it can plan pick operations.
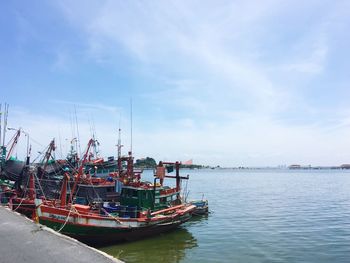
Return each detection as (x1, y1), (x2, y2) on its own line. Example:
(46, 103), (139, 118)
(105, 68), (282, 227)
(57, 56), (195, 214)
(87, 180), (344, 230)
(0, 206), (122, 263)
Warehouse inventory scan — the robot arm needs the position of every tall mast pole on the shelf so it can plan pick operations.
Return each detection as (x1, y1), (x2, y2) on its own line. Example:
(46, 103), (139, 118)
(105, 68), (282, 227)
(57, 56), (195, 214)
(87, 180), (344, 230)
(74, 105), (81, 159)
(90, 116), (98, 158)
(118, 124), (121, 155)
(130, 98), (133, 154)
(0, 104), (9, 165)
(0, 103), (2, 168)
(70, 138), (94, 202)
(0, 103), (2, 148)
(24, 131), (30, 165)
(6, 129), (21, 160)
(3, 103), (9, 146)
(117, 125), (122, 173)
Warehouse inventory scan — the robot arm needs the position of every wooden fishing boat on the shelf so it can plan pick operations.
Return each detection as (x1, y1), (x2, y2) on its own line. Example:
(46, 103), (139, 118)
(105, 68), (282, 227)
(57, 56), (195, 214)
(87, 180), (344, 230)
(36, 201), (194, 245)
(35, 139), (196, 245)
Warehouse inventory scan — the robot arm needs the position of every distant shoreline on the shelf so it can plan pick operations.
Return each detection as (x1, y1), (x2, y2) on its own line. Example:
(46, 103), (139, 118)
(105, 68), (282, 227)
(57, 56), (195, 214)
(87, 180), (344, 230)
(136, 162), (350, 171)
(181, 166), (350, 170)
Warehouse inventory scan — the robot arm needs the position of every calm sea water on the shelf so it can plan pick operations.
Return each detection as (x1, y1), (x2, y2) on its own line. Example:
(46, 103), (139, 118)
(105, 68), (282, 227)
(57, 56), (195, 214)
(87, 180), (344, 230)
(100, 169), (350, 263)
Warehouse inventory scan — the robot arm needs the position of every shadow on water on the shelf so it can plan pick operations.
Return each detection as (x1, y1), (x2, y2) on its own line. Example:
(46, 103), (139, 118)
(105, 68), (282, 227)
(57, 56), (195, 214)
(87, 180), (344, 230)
(187, 214), (210, 225)
(99, 228), (197, 263)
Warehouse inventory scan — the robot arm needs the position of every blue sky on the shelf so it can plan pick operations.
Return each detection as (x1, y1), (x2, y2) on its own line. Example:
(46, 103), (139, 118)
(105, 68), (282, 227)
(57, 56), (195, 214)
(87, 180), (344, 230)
(1, 0), (350, 166)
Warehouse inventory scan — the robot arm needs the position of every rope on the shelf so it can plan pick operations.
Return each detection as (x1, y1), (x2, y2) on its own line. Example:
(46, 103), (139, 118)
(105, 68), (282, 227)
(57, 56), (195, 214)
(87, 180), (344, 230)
(30, 144), (49, 164)
(56, 177), (77, 233)
(87, 177), (102, 201)
(100, 207), (122, 224)
(12, 173), (30, 212)
(56, 204), (75, 233)
(57, 205), (123, 233)
(34, 172), (47, 201)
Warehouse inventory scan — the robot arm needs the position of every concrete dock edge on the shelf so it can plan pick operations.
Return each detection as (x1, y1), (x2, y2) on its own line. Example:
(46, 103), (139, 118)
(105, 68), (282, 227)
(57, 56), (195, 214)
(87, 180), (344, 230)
(0, 206), (123, 263)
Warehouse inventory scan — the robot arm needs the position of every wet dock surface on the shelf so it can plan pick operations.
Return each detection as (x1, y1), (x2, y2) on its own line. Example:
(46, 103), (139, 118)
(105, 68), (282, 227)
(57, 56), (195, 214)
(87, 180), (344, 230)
(0, 206), (122, 263)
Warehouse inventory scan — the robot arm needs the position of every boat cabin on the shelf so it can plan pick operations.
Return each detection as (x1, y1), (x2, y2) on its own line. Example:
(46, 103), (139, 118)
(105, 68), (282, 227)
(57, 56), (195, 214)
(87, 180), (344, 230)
(120, 185), (180, 211)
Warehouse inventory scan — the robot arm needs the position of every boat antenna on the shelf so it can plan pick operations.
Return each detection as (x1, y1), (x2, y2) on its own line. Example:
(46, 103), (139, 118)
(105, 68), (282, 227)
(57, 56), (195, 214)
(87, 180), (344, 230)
(0, 104), (3, 168)
(24, 131), (30, 165)
(58, 127), (63, 158)
(0, 103), (2, 148)
(130, 98), (133, 154)
(90, 114), (99, 158)
(69, 138), (94, 202)
(74, 105), (82, 158)
(69, 109), (75, 157)
(2, 103), (9, 146)
(118, 120), (121, 155)
(69, 109), (75, 142)
(117, 117), (123, 173)
(88, 116), (95, 157)
(0, 103), (9, 167)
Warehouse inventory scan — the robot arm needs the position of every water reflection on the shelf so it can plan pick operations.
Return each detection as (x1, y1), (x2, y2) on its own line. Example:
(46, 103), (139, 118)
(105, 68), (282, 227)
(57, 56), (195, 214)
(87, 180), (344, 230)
(187, 214), (210, 225)
(100, 228), (197, 263)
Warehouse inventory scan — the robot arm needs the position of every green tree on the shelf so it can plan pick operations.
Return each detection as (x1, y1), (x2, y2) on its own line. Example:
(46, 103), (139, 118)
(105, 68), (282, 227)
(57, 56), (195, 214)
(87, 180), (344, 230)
(135, 157), (157, 168)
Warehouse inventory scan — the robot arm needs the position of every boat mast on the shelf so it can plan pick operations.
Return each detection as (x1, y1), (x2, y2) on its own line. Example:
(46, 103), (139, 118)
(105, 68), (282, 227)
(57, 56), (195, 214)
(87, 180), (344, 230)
(28, 168), (36, 200)
(69, 138), (94, 203)
(68, 110), (78, 167)
(2, 103), (9, 146)
(0, 103), (2, 168)
(40, 139), (56, 179)
(74, 105), (82, 159)
(24, 131), (30, 165)
(6, 128), (21, 160)
(128, 98), (134, 178)
(60, 173), (70, 207)
(130, 98), (133, 155)
(0, 103), (9, 164)
(90, 116), (99, 159)
(117, 125), (123, 174)
(0, 103), (2, 149)
(162, 161), (190, 199)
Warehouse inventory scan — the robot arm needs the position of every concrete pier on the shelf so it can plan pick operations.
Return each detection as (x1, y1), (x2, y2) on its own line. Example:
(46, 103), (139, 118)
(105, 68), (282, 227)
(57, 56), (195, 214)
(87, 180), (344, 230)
(0, 206), (122, 263)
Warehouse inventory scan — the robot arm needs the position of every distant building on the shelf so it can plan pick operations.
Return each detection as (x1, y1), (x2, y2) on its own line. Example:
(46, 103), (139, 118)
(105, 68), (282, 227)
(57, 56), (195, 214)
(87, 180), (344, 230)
(288, 164), (301, 169)
(340, 164), (350, 169)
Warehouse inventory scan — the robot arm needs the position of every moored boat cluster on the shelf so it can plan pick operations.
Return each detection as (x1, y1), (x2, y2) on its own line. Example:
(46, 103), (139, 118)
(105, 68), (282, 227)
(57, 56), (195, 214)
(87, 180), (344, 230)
(0, 108), (208, 246)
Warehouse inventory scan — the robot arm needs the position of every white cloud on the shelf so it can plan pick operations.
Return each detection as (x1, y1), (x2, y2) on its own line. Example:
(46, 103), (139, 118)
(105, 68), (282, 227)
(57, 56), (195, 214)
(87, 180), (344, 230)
(5, 102), (350, 167)
(132, 114), (350, 166)
(57, 1), (301, 115)
(51, 49), (72, 71)
(282, 32), (328, 74)
(51, 100), (121, 115)
(10, 0), (347, 166)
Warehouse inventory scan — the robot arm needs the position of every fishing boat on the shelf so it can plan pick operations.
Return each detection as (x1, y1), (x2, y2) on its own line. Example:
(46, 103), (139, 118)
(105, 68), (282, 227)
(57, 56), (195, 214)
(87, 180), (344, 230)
(7, 138), (115, 217)
(35, 139), (196, 245)
(0, 125), (24, 181)
(36, 200), (194, 245)
(190, 199), (209, 216)
(84, 156), (118, 177)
